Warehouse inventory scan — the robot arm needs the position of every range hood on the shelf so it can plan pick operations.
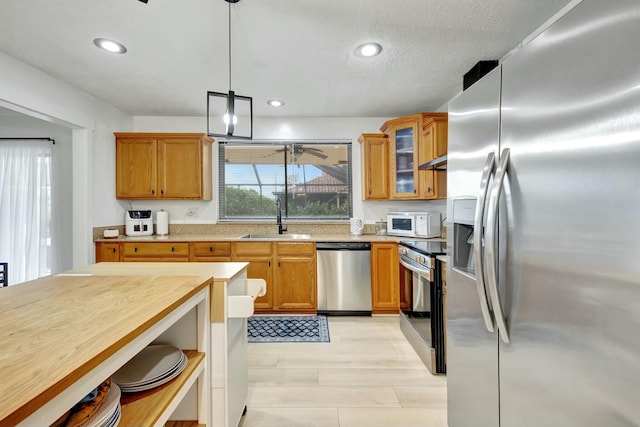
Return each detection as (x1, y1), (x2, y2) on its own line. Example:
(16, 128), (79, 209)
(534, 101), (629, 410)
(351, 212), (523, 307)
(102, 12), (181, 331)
(418, 155), (447, 170)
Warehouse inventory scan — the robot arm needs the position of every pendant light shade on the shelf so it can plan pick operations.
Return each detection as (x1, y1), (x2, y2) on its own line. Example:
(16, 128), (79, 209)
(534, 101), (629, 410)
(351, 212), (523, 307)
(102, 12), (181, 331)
(207, 90), (253, 139)
(207, 0), (253, 140)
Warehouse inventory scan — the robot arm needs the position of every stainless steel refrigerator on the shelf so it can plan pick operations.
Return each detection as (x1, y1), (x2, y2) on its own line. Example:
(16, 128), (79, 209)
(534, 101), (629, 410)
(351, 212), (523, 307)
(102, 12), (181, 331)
(446, 1), (640, 426)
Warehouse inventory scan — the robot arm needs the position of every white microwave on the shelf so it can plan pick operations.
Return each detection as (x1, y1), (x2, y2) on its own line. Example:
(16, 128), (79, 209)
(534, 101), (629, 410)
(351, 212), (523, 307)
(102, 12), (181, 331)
(387, 212), (441, 238)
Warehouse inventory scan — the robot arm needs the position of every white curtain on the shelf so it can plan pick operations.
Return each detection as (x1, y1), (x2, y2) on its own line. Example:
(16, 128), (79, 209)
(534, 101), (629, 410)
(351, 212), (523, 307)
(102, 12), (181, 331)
(0, 139), (53, 285)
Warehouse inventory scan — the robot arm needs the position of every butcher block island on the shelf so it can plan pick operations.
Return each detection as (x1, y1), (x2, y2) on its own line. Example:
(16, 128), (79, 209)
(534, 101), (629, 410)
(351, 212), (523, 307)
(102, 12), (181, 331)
(0, 261), (255, 427)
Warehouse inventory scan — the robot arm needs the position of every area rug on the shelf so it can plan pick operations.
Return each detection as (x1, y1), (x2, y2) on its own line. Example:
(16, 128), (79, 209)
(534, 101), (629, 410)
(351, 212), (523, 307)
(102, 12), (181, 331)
(248, 315), (330, 343)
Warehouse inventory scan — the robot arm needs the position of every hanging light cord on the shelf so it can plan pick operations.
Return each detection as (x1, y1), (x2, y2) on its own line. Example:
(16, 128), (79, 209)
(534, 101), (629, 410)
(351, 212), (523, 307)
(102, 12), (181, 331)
(228, 1), (232, 91)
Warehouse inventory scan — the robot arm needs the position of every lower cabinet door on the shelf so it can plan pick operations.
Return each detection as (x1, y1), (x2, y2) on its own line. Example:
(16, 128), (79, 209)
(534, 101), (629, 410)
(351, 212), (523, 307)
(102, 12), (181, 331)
(273, 258), (317, 312)
(371, 242), (400, 314)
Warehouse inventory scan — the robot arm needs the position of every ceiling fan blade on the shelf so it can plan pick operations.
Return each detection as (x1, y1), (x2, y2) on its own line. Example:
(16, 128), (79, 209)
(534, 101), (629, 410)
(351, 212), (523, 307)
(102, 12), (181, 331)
(299, 146), (328, 159)
(308, 150), (328, 159)
(262, 147), (287, 158)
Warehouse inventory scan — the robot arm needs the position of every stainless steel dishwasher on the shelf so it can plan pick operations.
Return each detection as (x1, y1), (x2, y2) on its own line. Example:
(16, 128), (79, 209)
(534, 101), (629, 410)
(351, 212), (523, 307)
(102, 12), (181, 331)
(316, 242), (372, 315)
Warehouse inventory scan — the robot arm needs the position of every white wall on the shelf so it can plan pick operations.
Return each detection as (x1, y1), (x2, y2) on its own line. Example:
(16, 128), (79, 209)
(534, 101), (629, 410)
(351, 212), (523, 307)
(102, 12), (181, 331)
(130, 116), (446, 225)
(0, 51), (132, 266)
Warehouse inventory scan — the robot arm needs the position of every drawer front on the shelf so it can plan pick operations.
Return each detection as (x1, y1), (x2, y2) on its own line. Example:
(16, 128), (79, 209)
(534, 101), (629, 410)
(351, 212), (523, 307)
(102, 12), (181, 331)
(232, 242), (273, 257)
(124, 257), (188, 262)
(191, 242), (231, 257)
(122, 242), (189, 257)
(96, 242), (120, 262)
(275, 242), (315, 257)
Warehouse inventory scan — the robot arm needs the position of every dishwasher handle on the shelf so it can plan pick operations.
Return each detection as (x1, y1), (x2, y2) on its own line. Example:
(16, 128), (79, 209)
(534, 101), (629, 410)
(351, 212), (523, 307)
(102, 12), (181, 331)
(316, 242), (371, 250)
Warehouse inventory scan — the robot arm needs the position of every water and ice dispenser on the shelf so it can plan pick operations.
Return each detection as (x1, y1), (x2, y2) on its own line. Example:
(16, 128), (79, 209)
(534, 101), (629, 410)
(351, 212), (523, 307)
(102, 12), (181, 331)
(452, 199), (477, 277)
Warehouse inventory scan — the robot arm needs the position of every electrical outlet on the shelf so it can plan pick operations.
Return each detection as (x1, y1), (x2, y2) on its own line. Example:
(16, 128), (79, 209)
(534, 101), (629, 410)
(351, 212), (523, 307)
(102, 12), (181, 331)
(186, 207), (198, 217)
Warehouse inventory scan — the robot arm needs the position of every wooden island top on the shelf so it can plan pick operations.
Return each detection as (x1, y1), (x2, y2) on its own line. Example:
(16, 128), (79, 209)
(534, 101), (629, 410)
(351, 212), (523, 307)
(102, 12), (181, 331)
(0, 261), (249, 426)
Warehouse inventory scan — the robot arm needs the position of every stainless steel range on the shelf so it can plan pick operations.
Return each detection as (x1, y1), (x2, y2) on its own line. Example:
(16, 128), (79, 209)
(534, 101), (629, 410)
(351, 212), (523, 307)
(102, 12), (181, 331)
(398, 240), (446, 374)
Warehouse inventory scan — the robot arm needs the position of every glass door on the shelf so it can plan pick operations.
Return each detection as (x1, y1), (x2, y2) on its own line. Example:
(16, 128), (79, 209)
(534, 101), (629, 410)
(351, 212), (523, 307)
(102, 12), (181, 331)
(391, 123), (419, 198)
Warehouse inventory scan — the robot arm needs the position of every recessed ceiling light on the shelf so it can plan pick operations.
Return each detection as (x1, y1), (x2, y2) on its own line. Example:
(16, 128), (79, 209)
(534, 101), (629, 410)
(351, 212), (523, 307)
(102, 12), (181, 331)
(267, 99), (285, 107)
(356, 42), (382, 57)
(93, 38), (127, 54)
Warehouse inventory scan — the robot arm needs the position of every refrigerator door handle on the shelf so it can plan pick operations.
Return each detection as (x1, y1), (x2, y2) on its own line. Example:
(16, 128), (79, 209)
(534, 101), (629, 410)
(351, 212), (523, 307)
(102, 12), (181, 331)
(485, 148), (511, 344)
(474, 151), (496, 333)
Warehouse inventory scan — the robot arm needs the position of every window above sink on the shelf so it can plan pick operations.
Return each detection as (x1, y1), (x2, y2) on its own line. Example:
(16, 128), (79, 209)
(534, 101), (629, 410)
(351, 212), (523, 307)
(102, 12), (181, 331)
(219, 141), (353, 222)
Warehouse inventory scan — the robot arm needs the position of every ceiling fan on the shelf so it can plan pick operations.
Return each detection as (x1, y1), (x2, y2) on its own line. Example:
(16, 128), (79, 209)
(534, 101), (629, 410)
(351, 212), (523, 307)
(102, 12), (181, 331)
(263, 145), (328, 160)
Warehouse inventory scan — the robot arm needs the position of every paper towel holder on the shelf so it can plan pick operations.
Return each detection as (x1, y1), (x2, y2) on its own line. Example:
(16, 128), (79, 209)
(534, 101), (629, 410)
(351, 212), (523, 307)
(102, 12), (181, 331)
(156, 209), (170, 236)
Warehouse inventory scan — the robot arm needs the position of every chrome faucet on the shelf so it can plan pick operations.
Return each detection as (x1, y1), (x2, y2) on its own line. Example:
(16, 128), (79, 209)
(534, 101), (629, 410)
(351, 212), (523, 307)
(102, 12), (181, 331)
(276, 198), (287, 234)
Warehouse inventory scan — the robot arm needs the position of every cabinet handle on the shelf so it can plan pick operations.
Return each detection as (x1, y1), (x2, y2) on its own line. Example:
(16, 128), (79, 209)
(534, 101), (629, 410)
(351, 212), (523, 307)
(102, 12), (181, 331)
(278, 261), (281, 267)
(134, 247), (138, 252)
(209, 246), (213, 252)
(112, 248), (116, 254)
(428, 187), (432, 192)
(413, 189), (417, 193)
(171, 246), (175, 252)
(151, 189), (155, 195)
(268, 261), (271, 267)
(161, 189), (164, 195)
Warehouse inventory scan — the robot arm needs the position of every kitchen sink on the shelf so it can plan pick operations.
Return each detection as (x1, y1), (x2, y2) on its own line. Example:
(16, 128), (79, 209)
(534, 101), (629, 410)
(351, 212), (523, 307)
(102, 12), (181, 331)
(241, 233), (311, 239)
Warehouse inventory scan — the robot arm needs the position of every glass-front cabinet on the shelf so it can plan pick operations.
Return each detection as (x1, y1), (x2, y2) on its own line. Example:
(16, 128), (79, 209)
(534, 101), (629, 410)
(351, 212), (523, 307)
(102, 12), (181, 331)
(380, 113), (449, 200)
(381, 115), (421, 199)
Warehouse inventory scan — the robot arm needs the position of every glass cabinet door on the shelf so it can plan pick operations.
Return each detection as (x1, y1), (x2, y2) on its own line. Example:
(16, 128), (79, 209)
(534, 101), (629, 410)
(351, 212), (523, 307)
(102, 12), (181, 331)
(391, 124), (418, 198)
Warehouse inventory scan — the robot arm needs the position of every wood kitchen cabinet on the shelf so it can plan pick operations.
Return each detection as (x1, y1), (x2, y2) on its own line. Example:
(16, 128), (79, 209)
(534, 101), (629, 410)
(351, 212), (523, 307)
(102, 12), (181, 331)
(273, 242), (317, 313)
(121, 242), (189, 262)
(419, 115), (448, 199)
(231, 242), (274, 312)
(115, 132), (213, 200)
(231, 241), (316, 313)
(95, 239), (317, 313)
(190, 242), (231, 261)
(371, 242), (400, 314)
(379, 113), (448, 200)
(95, 242), (120, 262)
(358, 133), (389, 200)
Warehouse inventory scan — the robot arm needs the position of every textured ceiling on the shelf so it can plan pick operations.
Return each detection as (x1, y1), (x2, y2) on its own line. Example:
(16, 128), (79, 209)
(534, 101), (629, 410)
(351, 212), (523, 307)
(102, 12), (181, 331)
(0, 0), (570, 118)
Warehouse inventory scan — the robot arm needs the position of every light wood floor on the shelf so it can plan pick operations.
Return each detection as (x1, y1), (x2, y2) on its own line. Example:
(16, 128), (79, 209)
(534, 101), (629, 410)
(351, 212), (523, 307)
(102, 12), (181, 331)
(239, 316), (447, 427)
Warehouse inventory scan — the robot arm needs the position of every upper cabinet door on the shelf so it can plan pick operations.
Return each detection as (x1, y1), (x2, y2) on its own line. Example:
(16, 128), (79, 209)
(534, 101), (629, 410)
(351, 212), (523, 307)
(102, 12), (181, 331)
(159, 137), (204, 199)
(358, 133), (389, 200)
(418, 115), (448, 199)
(116, 136), (157, 199)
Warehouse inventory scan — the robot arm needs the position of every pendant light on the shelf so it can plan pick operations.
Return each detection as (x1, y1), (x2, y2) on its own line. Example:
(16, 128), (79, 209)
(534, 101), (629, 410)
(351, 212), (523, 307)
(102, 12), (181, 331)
(207, 0), (253, 140)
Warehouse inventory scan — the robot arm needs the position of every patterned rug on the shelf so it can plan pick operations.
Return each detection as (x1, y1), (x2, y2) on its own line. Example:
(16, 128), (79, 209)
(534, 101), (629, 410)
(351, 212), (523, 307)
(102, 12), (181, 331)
(248, 315), (330, 343)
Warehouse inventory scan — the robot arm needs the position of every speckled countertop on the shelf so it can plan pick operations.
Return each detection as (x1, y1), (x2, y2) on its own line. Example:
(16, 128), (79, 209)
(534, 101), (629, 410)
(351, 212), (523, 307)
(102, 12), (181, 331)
(95, 233), (445, 244)
(94, 222), (447, 244)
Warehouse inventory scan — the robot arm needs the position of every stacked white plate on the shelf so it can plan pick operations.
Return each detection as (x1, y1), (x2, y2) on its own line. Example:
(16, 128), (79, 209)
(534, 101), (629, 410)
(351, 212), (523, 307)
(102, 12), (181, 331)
(78, 383), (121, 427)
(112, 345), (187, 393)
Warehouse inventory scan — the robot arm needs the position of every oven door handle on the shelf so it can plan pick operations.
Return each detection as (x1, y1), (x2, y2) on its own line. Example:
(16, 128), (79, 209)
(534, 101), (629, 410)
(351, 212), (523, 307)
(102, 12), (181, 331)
(474, 152), (496, 333)
(399, 258), (433, 281)
(485, 148), (510, 344)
